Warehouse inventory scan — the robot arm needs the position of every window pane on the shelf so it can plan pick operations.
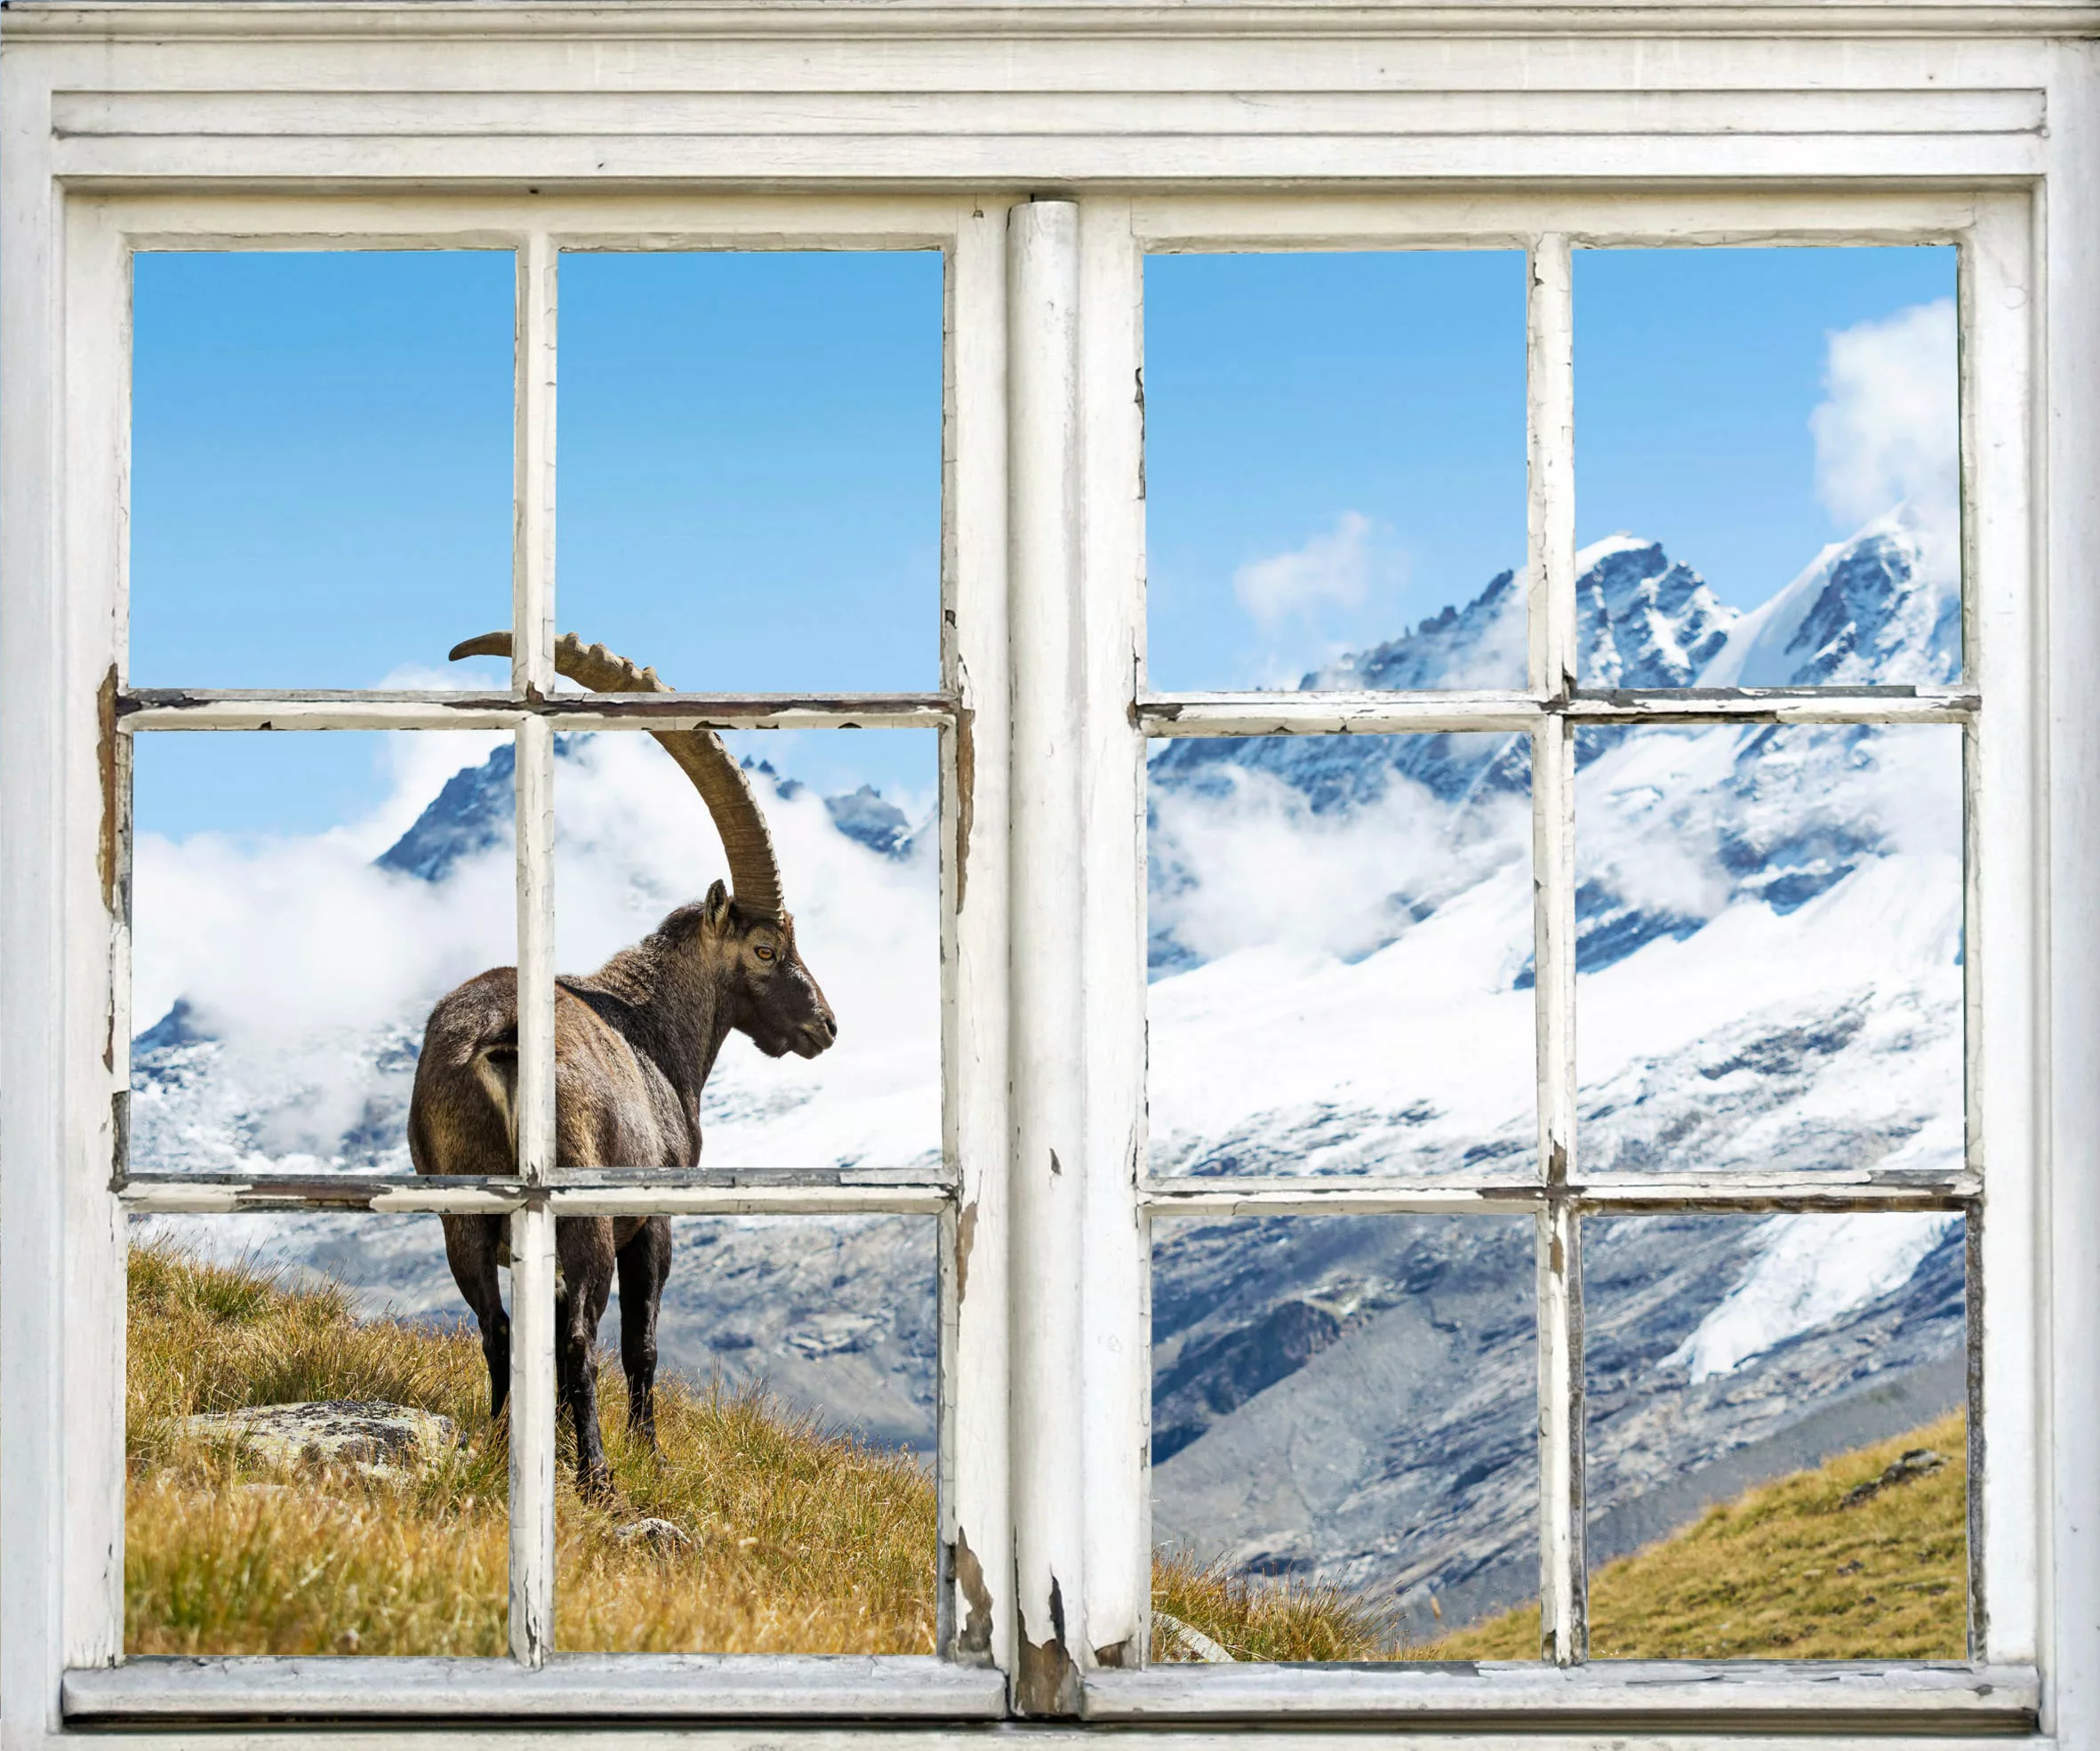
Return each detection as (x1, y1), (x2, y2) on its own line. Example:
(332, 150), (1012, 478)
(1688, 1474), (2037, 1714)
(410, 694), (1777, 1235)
(1582, 1212), (1968, 1659)
(1148, 733), (1534, 1178)
(1575, 246), (1960, 688)
(1574, 724), (1961, 1178)
(1151, 1214), (1536, 1658)
(125, 1214), (507, 1654)
(553, 727), (939, 1174)
(558, 250), (942, 695)
(555, 1214), (937, 1653)
(131, 252), (514, 689)
(1144, 252), (1528, 693)
(131, 731), (517, 1177)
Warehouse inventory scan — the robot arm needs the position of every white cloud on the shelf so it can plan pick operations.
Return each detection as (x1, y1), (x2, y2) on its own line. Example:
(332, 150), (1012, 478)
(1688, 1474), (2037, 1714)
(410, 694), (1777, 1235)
(1810, 298), (1959, 579)
(1150, 760), (1529, 968)
(1232, 511), (1383, 628)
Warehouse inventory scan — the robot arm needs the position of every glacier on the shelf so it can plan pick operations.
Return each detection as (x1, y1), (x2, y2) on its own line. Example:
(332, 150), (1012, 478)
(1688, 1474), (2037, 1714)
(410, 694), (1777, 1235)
(130, 502), (1968, 1631)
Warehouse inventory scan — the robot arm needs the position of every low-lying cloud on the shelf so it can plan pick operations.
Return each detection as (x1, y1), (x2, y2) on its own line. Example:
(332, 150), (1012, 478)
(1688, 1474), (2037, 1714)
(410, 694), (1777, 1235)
(1233, 511), (1389, 629)
(1810, 298), (1959, 579)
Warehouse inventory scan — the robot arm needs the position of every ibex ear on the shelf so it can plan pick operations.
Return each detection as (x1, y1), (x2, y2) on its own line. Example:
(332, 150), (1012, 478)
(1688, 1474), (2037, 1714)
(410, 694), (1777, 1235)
(704, 880), (732, 928)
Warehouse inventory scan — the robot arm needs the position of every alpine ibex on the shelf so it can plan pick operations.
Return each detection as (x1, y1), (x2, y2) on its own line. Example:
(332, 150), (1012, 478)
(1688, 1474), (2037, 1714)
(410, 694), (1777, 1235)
(409, 631), (838, 1495)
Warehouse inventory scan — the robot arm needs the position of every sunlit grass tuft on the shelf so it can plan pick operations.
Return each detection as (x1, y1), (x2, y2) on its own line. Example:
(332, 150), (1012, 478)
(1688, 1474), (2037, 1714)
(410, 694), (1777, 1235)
(1151, 1548), (1399, 1662)
(133, 1244), (1960, 1666)
(124, 1241), (936, 1656)
(1423, 1411), (1968, 1661)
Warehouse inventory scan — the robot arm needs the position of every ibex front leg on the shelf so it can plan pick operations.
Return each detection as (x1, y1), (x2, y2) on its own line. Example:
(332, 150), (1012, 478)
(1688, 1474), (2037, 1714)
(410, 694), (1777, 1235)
(616, 1217), (672, 1449)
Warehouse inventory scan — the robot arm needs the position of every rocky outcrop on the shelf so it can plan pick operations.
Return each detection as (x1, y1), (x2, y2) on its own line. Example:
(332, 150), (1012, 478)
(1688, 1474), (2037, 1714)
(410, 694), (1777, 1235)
(176, 1401), (461, 1475)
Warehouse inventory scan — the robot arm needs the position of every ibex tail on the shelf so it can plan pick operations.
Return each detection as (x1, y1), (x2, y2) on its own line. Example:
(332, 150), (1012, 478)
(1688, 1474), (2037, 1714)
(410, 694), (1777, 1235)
(474, 1033), (520, 1162)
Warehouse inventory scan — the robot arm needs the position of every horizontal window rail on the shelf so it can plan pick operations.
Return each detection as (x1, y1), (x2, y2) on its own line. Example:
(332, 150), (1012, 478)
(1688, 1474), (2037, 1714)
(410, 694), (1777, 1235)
(114, 687), (958, 734)
(1139, 686), (1979, 737)
(1142, 1169), (1978, 1216)
(115, 1169), (955, 1217)
(63, 1654), (1008, 1724)
(1078, 1659), (2038, 1732)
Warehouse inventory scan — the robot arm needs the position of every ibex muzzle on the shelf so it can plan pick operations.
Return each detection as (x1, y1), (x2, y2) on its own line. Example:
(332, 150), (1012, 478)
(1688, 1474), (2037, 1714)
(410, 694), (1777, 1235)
(407, 631), (837, 1496)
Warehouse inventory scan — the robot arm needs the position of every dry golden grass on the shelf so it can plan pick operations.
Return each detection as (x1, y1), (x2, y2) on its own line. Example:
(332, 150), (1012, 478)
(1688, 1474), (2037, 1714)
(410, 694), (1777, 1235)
(129, 1243), (1391, 1660)
(1151, 1549), (1398, 1662)
(1423, 1411), (1968, 1661)
(125, 1242), (934, 1656)
(140, 1246), (1960, 1667)
(555, 1379), (936, 1653)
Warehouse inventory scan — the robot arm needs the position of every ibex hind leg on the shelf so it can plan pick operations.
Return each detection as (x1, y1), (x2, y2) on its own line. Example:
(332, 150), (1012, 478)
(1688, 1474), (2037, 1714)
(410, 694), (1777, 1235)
(440, 1214), (511, 1423)
(556, 1217), (618, 1499)
(616, 1216), (673, 1449)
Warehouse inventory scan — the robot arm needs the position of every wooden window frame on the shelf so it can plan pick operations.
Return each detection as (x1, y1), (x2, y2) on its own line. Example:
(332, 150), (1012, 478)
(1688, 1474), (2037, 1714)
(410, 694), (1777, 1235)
(3, 6), (2095, 1747)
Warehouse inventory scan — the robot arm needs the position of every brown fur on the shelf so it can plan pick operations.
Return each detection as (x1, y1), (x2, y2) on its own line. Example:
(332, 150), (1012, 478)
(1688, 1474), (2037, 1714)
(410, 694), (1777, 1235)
(410, 880), (836, 1493)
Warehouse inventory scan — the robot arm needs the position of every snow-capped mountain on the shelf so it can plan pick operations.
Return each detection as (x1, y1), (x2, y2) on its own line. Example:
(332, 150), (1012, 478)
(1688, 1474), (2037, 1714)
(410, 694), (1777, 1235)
(132, 505), (1967, 1629)
(1140, 505), (1963, 1624)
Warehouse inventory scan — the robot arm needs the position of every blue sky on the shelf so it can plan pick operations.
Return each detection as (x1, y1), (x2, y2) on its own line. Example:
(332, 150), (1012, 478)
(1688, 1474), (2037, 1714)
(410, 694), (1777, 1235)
(1145, 244), (1954, 690)
(132, 242), (1952, 838)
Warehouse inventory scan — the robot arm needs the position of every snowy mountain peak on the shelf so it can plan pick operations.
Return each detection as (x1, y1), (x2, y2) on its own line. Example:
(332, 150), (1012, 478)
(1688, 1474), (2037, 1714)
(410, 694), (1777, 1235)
(373, 739), (520, 883)
(1701, 508), (1958, 690)
(371, 739), (920, 888)
(1149, 534), (1730, 833)
(1308, 566), (1525, 693)
(1577, 539), (1738, 690)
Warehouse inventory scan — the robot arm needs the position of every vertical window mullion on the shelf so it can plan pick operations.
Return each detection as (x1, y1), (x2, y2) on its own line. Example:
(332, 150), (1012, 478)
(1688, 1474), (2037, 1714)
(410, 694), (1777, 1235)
(941, 200), (1017, 1676)
(1965, 192), (2041, 1666)
(1075, 197), (1150, 1674)
(1527, 232), (1586, 1666)
(1005, 197), (1087, 1716)
(509, 229), (559, 1669)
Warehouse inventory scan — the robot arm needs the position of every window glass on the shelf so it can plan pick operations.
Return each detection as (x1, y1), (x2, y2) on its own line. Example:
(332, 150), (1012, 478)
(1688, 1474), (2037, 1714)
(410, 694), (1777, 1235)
(1148, 733), (1533, 1178)
(553, 727), (940, 1176)
(1581, 1212), (1968, 1659)
(1144, 252), (1528, 693)
(557, 1215), (937, 1653)
(1152, 1213), (1538, 1659)
(1574, 724), (1962, 1179)
(131, 252), (514, 691)
(131, 731), (517, 1178)
(558, 250), (942, 707)
(1575, 247), (1960, 689)
(125, 1216), (507, 1655)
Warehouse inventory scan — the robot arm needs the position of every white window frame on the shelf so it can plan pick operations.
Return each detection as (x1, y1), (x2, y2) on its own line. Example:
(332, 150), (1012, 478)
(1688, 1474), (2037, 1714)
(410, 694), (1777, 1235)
(2, 7), (2094, 1747)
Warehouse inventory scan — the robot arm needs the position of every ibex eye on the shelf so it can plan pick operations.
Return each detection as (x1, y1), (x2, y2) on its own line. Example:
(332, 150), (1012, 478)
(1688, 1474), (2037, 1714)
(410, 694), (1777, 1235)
(755, 944), (776, 962)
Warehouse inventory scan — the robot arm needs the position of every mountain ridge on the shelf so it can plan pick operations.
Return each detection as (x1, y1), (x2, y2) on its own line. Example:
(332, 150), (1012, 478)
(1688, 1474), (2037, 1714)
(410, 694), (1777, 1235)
(132, 510), (1968, 1630)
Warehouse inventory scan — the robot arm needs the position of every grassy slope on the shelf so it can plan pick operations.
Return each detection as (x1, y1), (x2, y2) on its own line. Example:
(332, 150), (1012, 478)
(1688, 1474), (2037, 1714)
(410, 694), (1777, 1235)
(1424, 1410), (1968, 1660)
(126, 1245), (1964, 1662)
(127, 1244), (1375, 1659)
(127, 1244), (934, 1655)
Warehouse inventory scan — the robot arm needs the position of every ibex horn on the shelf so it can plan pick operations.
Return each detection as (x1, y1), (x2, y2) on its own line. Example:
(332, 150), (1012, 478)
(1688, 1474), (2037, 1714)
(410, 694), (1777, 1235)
(450, 631), (784, 921)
